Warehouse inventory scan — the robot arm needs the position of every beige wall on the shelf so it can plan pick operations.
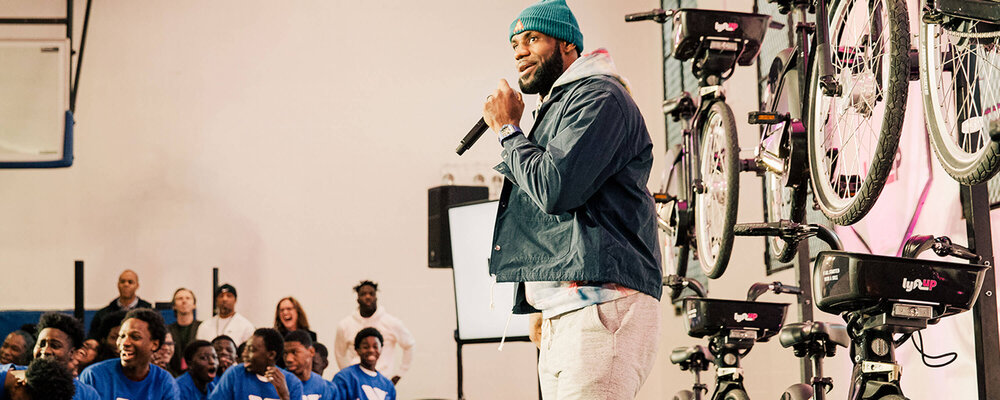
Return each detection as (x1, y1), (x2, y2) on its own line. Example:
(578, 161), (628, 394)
(2, 1), (996, 399)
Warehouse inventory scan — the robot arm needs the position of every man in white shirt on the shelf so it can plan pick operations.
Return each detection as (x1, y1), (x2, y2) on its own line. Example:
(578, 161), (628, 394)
(196, 284), (255, 346)
(334, 280), (415, 385)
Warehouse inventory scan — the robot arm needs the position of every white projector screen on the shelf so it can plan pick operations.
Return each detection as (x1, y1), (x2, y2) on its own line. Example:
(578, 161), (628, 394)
(449, 200), (531, 341)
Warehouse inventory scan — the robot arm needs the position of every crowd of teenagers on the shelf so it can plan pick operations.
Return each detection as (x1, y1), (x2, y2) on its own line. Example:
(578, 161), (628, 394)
(0, 270), (415, 400)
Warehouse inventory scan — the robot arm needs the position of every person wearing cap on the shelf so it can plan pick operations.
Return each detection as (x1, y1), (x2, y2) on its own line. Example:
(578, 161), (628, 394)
(196, 284), (255, 346)
(482, 0), (662, 398)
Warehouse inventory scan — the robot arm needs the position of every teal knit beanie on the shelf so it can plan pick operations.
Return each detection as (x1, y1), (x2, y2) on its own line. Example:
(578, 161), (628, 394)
(509, 0), (583, 52)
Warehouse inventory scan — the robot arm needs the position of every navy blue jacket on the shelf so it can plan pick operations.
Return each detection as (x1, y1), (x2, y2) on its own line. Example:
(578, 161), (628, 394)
(489, 58), (662, 314)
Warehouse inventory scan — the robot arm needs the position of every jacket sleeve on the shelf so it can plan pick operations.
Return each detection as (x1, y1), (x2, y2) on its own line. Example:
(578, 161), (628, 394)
(333, 323), (353, 370)
(502, 85), (632, 214)
(390, 318), (416, 378)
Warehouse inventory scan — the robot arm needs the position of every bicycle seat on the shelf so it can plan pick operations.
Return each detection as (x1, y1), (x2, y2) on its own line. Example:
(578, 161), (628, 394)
(684, 297), (789, 340)
(813, 251), (989, 321)
(670, 345), (715, 365)
(779, 321), (850, 349)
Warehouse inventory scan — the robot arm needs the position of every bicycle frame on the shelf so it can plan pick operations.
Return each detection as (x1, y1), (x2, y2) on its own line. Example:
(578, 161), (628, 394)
(756, 0), (836, 180)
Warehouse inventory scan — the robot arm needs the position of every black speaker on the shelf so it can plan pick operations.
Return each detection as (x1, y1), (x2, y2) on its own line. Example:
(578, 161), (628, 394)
(428, 185), (490, 268)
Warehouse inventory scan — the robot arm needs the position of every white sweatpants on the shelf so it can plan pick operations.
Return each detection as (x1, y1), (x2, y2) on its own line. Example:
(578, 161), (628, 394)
(538, 292), (661, 400)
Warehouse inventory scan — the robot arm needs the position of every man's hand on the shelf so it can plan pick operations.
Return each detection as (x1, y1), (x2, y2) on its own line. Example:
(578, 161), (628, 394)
(266, 365), (290, 400)
(391, 375), (401, 385)
(483, 79), (525, 135)
(529, 313), (543, 349)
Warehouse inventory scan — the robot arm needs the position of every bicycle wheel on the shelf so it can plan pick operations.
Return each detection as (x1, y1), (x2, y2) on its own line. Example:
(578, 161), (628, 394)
(807, 0), (909, 225)
(658, 146), (690, 281)
(672, 389), (696, 400)
(921, 17), (1000, 185)
(723, 388), (751, 400)
(695, 101), (739, 279)
(780, 383), (814, 400)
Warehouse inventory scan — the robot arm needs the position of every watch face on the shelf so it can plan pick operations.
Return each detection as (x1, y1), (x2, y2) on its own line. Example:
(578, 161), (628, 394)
(501, 126), (515, 136)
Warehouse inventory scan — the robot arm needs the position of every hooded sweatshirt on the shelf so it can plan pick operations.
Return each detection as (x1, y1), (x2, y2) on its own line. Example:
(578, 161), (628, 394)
(333, 308), (415, 378)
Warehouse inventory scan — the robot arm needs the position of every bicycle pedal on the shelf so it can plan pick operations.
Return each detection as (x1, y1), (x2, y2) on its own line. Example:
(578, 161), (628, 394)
(740, 158), (765, 173)
(748, 111), (788, 125)
(835, 175), (861, 198)
(653, 192), (676, 203)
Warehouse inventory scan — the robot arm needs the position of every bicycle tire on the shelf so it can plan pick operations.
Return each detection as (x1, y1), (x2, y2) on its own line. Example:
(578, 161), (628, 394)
(780, 383), (814, 400)
(921, 18), (1000, 185)
(874, 395), (908, 400)
(807, 0), (909, 225)
(658, 146), (690, 285)
(672, 389), (696, 400)
(723, 388), (751, 400)
(695, 101), (739, 279)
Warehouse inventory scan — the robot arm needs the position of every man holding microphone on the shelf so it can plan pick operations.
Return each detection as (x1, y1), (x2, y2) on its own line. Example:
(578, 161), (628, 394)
(482, 0), (663, 399)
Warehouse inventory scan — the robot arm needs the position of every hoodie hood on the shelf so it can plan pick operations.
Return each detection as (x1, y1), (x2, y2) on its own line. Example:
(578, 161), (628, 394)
(550, 48), (632, 95)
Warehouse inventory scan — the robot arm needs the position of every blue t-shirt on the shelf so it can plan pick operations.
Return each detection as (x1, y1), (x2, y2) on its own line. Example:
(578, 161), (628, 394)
(79, 358), (179, 400)
(177, 371), (216, 400)
(207, 364), (303, 400)
(2, 362), (100, 400)
(299, 372), (337, 400)
(0, 364), (27, 400)
(73, 379), (102, 400)
(331, 365), (394, 400)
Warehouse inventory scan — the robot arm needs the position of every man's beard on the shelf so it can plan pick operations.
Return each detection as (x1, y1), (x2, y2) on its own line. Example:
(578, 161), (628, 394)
(519, 49), (563, 96)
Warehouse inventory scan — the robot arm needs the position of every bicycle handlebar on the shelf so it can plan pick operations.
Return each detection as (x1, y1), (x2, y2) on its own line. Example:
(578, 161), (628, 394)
(733, 221), (786, 236)
(746, 281), (802, 301)
(624, 9), (672, 23)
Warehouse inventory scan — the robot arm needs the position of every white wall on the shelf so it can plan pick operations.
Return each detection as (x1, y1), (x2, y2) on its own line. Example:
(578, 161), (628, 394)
(2, 1), (997, 399)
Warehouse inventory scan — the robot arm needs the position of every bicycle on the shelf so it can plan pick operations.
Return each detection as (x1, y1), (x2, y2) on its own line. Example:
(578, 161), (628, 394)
(664, 276), (797, 400)
(919, 0), (1000, 185)
(751, 0), (912, 230)
(626, 8), (772, 279)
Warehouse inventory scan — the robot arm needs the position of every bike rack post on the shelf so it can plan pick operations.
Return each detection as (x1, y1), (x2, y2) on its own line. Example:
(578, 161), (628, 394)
(793, 240), (814, 384)
(960, 183), (1000, 400)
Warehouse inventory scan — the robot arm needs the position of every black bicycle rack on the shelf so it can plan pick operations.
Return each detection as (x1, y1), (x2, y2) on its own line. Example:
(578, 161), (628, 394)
(681, 297), (790, 399)
(670, 9), (772, 81)
(813, 251), (991, 399)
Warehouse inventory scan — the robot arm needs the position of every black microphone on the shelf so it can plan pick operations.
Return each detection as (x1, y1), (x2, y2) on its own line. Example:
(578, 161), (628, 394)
(456, 118), (490, 155)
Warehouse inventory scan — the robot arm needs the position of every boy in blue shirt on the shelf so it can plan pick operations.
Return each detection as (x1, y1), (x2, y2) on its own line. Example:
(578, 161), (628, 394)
(33, 312), (101, 400)
(2, 358), (76, 400)
(176, 340), (217, 399)
(79, 308), (179, 400)
(208, 328), (303, 400)
(283, 331), (336, 400)
(332, 328), (394, 400)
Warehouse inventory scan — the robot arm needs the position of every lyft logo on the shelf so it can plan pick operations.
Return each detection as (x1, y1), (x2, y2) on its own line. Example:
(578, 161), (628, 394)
(903, 278), (938, 292)
(715, 22), (738, 32)
(734, 312), (758, 322)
